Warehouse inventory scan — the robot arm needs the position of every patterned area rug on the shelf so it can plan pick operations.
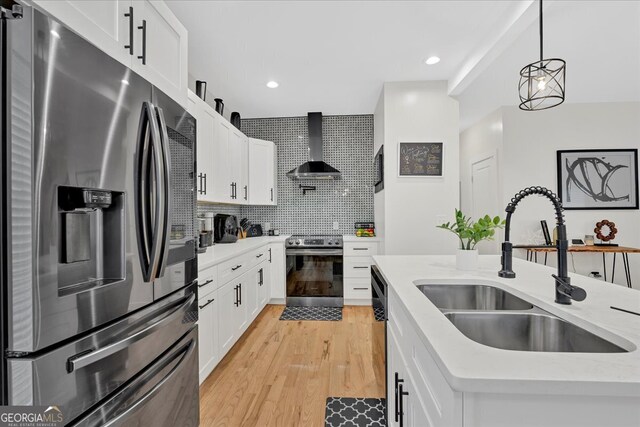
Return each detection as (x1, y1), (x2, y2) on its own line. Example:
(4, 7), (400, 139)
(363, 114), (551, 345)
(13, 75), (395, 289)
(373, 307), (385, 322)
(325, 397), (386, 427)
(279, 306), (342, 321)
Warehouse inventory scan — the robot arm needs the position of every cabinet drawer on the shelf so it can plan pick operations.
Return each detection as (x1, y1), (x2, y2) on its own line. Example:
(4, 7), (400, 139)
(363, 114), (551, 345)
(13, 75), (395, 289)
(218, 252), (251, 284)
(344, 278), (372, 300)
(344, 257), (373, 278)
(344, 242), (378, 256)
(198, 265), (218, 300)
(250, 246), (270, 267)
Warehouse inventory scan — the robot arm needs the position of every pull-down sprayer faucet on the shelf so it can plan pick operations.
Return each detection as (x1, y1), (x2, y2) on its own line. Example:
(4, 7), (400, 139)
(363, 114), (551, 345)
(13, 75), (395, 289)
(499, 186), (587, 305)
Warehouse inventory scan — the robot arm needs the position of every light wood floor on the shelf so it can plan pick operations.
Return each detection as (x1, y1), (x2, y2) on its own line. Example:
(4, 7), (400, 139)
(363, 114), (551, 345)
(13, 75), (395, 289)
(199, 305), (386, 426)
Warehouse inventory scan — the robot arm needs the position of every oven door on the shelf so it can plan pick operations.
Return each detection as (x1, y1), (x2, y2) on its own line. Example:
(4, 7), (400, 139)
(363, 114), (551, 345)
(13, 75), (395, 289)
(371, 265), (387, 320)
(286, 248), (344, 307)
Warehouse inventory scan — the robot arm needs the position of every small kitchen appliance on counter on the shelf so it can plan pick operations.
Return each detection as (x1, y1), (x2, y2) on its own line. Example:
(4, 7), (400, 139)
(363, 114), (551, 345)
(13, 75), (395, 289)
(214, 214), (239, 243)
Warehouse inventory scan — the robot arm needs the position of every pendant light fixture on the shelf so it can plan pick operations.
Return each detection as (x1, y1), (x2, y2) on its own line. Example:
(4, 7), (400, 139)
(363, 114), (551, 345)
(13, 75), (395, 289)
(518, 0), (566, 111)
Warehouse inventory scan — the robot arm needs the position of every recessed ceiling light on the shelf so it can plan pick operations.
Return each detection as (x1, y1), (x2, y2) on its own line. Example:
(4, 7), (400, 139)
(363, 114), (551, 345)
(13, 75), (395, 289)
(425, 56), (441, 65)
(266, 81), (279, 89)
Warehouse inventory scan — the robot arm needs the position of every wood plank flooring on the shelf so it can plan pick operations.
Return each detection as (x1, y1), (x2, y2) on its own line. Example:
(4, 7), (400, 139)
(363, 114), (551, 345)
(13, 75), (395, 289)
(199, 305), (385, 427)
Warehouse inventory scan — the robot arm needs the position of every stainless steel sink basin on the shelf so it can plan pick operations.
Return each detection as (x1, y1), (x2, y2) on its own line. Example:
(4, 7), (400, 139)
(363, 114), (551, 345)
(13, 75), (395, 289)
(444, 312), (628, 353)
(418, 284), (534, 311)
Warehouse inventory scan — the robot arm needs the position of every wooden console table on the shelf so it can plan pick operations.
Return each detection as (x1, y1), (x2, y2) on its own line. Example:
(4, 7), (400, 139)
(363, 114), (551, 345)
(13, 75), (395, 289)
(517, 245), (639, 289)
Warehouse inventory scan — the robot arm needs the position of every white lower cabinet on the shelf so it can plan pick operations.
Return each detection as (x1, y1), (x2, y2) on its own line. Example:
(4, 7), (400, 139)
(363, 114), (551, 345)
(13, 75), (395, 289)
(199, 244), (278, 383)
(344, 241), (378, 305)
(197, 289), (218, 384)
(388, 287), (463, 427)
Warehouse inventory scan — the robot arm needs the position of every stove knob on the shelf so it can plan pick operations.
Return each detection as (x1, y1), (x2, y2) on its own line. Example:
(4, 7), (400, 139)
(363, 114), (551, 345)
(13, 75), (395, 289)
(295, 240), (301, 245)
(327, 241), (333, 245)
(288, 240), (294, 245)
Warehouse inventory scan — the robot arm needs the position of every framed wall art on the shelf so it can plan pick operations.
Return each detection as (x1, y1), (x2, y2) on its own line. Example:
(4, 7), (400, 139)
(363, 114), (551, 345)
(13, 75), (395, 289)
(398, 142), (443, 177)
(557, 149), (638, 210)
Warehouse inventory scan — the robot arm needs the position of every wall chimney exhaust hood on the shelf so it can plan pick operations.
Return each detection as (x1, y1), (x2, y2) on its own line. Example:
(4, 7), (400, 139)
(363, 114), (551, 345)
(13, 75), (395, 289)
(287, 112), (341, 180)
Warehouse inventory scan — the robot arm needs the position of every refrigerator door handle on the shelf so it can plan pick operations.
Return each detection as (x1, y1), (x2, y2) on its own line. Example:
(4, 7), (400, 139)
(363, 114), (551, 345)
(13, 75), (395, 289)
(134, 102), (165, 282)
(66, 292), (195, 373)
(154, 106), (172, 279)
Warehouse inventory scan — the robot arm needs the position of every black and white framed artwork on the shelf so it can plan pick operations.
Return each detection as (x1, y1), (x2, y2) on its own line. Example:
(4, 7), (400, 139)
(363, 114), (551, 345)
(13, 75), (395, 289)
(557, 149), (638, 210)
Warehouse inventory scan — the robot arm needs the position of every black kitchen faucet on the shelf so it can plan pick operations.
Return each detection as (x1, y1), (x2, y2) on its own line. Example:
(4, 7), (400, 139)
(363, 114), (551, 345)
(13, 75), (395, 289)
(498, 186), (587, 305)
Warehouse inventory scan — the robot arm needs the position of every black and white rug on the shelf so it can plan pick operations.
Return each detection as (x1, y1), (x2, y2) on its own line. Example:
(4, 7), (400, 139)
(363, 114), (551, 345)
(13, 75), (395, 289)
(325, 397), (386, 427)
(279, 306), (342, 321)
(373, 307), (385, 322)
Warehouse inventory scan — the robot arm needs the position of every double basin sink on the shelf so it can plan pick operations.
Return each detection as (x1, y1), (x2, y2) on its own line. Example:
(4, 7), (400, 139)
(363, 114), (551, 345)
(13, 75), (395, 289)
(418, 284), (628, 353)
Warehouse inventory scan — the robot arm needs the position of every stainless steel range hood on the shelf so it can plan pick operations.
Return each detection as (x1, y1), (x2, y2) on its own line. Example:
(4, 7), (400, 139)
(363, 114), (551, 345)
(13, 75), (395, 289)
(287, 112), (341, 180)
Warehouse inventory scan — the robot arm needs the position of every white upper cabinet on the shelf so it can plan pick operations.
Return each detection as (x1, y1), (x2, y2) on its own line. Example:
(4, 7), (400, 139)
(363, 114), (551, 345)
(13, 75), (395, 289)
(211, 116), (234, 203)
(32, 0), (133, 67)
(248, 138), (277, 205)
(228, 128), (246, 205)
(188, 91), (216, 203)
(32, 0), (188, 107)
(130, 0), (188, 107)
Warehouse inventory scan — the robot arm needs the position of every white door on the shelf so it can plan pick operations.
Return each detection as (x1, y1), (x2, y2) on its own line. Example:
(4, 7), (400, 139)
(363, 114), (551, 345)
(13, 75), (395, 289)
(212, 116), (232, 203)
(198, 292), (217, 384)
(267, 142), (277, 205)
(33, 0), (132, 68)
(240, 135), (250, 203)
(188, 92), (215, 202)
(217, 281), (238, 356)
(269, 244), (286, 300)
(258, 262), (270, 309)
(245, 267), (260, 321)
(131, 0), (188, 107)
(228, 129), (244, 204)
(471, 153), (500, 254)
(248, 138), (271, 205)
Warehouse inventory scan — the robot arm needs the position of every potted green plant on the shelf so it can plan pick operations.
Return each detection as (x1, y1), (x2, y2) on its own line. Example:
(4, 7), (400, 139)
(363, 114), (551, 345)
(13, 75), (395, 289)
(437, 209), (506, 270)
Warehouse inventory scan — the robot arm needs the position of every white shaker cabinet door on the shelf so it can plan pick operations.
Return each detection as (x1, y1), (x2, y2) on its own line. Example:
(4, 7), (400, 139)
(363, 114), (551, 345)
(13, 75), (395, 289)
(130, 0), (187, 107)
(32, 0), (133, 68)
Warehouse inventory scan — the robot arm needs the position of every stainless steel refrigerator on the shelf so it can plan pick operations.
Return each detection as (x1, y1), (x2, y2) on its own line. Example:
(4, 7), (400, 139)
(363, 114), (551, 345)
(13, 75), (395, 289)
(1, 4), (199, 425)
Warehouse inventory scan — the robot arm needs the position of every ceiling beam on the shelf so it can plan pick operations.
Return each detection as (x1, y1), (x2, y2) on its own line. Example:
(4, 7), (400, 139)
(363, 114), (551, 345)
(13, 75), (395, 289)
(448, 0), (553, 97)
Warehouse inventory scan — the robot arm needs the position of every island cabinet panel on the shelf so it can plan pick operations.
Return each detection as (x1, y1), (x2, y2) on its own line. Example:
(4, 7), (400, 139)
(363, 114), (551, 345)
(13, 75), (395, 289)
(462, 393), (640, 427)
(388, 286), (463, 427)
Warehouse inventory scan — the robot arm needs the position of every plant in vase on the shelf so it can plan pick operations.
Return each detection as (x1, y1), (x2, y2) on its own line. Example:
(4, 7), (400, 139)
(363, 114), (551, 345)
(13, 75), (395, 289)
(437, 209), (506, 270)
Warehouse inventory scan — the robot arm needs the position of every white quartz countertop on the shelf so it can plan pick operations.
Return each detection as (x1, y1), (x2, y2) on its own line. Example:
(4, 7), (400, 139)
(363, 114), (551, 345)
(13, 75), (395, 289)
(373, 255), (640, 397)
(198, 236), (289, 270)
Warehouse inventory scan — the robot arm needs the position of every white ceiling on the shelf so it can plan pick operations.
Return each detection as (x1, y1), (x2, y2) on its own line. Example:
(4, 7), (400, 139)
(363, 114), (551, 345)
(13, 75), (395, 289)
(167, 1), (640, 128)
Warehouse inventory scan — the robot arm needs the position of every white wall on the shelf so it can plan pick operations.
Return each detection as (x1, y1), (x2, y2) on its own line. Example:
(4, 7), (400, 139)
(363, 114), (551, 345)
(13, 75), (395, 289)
(374, 91), (386, 253)
(462, 102), (640, 288)
(380, 81), (460, 255)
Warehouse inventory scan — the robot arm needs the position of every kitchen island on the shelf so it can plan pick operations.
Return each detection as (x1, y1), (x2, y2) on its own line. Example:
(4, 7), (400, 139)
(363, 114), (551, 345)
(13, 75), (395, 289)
(374, 255), (640, 427)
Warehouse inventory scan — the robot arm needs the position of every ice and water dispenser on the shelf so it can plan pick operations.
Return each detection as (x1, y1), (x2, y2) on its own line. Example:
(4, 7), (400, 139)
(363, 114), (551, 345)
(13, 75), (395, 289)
(57, 186), (125, 295)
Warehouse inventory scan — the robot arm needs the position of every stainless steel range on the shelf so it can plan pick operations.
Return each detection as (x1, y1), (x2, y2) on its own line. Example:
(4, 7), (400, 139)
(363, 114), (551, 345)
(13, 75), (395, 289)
(286, 235), (344, 307)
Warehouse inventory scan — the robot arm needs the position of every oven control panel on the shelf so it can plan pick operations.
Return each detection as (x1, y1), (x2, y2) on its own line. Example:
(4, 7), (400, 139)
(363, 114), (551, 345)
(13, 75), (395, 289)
(286, 235), (343, 248)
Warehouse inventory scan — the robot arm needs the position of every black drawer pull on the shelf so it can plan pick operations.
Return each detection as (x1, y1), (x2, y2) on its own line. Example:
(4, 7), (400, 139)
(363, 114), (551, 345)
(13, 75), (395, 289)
(198, 279), (214, 288)
(353, 248), (369, 251)
(231, 265), (242, 271)
(353, 287), (368, 290)
(353, 266), (369, 269)
(124, 7), (133, 55)
(256, 253), (263, 258)
(394, 372), (404, 423)
(198, 298), (215, 310)
(137, 19), (146, 64)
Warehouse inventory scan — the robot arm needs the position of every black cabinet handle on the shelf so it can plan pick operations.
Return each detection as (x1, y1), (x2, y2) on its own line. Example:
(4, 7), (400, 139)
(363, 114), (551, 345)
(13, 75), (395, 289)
(353, 287), (368, 290)
(124, 7), (134, 55)
(234, 285), (239, 307)
(270, 188), (273, 201)
(198, 279), (213, 288)
(269, 248), (272, 263)
(354, 266), (369, 269)
(256, 254), (263, 258)
(244, 185), (248, 200)
(230, 182), (234, 199)
(259, 268), (264, 286)
(137, 19), (146, 64)
(394, 372), (404, 423)
(399, 383), (408, 427)
(198, 298), (214, 310)
(203, 173), (207, 195)
(238, 283), (242, 305)
(353, 248), (369, 251)
(231, 265), (242, 271)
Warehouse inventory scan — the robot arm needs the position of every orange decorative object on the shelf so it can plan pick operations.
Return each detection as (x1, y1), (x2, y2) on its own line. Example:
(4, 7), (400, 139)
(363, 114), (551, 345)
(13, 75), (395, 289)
(594, 220), (617, 242)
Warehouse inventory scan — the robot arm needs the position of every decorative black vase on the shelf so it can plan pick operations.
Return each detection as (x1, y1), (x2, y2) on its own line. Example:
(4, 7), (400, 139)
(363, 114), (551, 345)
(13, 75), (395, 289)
(214, 98), (224, 115)
(230, 112), (241, 129)
(195, 80), (207, 100)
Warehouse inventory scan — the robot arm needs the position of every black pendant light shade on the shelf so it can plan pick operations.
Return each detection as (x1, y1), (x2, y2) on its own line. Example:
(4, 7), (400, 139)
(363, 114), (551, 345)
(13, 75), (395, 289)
(518, 0), (566, 111)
